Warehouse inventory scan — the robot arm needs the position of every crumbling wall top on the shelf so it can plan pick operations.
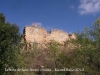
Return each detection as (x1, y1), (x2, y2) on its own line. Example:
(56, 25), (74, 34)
(23, 25), (75, 45)
(49, 29), (68, 35)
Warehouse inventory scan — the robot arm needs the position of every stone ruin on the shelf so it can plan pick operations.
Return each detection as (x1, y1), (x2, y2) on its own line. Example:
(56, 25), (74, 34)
(22, 25), (76, 50)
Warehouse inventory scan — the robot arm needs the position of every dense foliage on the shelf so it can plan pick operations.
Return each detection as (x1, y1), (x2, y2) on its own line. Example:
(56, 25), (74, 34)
(70, 18), (100, 75)
(0, 13), (21, 75)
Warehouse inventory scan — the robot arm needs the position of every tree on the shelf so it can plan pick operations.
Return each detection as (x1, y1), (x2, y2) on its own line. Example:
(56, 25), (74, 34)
(0, 13), (5, 24)
(0, 13), (21, 75)
(71, 18), (100, 75)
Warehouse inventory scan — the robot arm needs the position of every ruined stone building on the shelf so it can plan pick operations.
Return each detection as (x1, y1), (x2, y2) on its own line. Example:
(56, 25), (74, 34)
(22, 25), (76, 50)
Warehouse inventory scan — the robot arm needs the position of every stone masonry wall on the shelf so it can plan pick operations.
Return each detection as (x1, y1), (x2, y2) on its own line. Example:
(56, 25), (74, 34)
(23, 25), (75, 44)
(24, 25), (47, 43)
(23, 25), (75, 50)
(46, 30), (69, 44)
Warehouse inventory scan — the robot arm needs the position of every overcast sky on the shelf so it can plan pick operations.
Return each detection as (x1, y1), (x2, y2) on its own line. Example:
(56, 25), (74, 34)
(0, 0), (100, 33)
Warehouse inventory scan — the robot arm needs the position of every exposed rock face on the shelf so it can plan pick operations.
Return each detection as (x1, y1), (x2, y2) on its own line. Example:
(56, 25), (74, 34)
(22, 25), (75, 50)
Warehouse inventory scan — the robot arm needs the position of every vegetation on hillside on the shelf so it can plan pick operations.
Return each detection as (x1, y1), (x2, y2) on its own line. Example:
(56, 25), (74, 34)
(0, 13), (100, 75)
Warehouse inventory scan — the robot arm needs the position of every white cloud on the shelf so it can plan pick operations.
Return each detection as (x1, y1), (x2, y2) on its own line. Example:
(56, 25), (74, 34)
(78, 0), (100, 15)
